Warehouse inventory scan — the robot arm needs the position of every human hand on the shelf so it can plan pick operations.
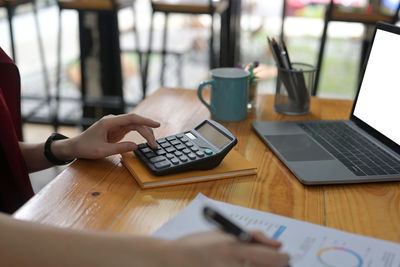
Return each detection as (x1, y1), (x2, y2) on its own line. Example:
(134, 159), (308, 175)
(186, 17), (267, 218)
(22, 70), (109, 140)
(62, 113), (160, 160)
(168, 231), (290, 267)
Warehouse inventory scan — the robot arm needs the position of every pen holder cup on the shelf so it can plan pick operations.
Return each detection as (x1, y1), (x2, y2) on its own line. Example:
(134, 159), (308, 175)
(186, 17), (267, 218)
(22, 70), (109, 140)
(274, 63), (316, 116)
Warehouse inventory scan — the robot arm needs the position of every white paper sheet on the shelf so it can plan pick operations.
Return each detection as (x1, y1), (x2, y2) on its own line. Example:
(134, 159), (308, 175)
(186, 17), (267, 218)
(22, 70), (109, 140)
(153, 193), (400, 267)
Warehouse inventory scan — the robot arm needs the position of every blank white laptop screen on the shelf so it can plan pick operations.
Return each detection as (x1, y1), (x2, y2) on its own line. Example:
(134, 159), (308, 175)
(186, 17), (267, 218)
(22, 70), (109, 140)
(353, 29), (400, 146)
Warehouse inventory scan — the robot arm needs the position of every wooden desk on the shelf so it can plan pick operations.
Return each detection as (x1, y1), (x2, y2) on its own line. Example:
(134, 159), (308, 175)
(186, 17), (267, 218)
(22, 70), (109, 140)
(14, 88), (400, 243)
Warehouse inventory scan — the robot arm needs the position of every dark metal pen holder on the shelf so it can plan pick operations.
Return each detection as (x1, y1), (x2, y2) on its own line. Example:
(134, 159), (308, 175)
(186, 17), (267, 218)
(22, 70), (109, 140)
(274, 63), (316, 115)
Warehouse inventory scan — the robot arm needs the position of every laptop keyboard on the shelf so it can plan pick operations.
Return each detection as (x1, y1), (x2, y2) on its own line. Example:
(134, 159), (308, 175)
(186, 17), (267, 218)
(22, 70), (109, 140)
(298, 122), (400, 176)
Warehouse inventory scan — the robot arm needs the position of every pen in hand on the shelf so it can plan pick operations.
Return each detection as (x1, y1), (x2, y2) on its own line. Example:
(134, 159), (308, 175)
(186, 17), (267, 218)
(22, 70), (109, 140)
(203, 206), (282, 247)
(203, 206), (291, 267)
(203, 206), (254, 242)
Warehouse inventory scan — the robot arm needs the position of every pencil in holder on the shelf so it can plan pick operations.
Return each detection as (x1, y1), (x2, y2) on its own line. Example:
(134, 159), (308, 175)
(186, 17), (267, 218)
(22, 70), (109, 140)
(274, 63), (316, 115)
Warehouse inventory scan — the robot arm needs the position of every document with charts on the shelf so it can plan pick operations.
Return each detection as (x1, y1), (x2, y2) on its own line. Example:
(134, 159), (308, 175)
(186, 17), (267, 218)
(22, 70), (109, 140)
(153, 193), (400, 267)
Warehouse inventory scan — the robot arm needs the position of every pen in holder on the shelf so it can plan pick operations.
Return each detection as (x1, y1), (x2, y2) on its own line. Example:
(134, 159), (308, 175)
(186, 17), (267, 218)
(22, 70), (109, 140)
(274, 63), (316, 115)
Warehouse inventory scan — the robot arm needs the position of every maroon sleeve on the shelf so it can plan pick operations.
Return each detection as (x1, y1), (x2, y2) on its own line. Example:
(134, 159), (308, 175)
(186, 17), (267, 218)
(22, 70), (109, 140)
(0, 47), (34, 213)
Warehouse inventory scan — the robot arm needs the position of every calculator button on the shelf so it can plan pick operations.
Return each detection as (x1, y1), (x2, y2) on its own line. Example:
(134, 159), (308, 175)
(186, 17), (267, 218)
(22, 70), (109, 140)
(138, 143), (148, 149)
(165, 146), (176, 153)
(166, 136), (176, 141)
(204, 149), (213, 155)
(140, 147), (152, 154)
(170, 158), (180, 165)
(179, 155), (188, 162)
(174, 151), (183, 157)
(157, 138), (167, 144)
(180, 137), (189, 142)
(160, 142), (171, 148)
(166, 153), (174, 159)
(156, 150), (166, 156)
(190, 146), (199, 152)
(185, 142), (194, 147)
(154, 160), (171, 169)
(145, 152), (156, 158)
(182, 148), (191, 154)
(196, 151), (205, 157)
(170, 140), (181, 146)
(150, 156), (167, 163)
(188, 153), (196, 160)
(176, 134), (185, 139)
(175, 144), (186, 150)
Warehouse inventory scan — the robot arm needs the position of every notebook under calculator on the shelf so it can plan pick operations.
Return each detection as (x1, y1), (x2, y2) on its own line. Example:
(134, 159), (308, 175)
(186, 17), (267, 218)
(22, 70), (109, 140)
(252, 22), (400, 184)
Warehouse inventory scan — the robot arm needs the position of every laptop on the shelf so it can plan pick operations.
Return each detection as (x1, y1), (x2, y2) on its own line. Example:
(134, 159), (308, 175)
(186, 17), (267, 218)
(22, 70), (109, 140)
(252, 22), (400, 185)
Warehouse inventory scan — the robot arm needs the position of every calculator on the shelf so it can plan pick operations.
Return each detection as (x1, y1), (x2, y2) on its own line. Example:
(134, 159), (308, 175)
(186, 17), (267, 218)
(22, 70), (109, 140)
(134, 120), (238, 175)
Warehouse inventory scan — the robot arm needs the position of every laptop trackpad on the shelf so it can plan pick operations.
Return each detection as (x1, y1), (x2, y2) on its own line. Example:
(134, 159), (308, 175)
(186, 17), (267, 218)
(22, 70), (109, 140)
(265, 134), (333, 161)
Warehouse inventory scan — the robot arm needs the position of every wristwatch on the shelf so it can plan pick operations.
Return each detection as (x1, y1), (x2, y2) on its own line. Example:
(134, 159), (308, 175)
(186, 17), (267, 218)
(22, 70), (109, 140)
(44, 133), (75, 165)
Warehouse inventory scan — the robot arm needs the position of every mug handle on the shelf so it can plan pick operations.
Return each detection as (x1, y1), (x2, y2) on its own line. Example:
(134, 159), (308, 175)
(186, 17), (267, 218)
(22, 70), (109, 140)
(197, 80), (215, 113)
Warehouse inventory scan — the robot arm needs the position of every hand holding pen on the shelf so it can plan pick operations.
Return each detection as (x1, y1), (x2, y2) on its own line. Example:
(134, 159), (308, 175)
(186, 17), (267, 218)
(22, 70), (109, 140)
(203, 207), (291, 267)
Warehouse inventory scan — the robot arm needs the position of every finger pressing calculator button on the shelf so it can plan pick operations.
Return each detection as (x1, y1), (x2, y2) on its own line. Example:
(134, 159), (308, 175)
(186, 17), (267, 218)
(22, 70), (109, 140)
(150, 156), (167, 163)
(182, 148), (191, 154)
(171, 158), (179, 165)
(179, 155), (188, 162)
(140, 147), (152, 154)
(188, 153), (196, 160)
(196, 151), (205, 157)
(145, 152), (156, 158)
(204, 149), (213, 155)
(154, 160), (171, 169)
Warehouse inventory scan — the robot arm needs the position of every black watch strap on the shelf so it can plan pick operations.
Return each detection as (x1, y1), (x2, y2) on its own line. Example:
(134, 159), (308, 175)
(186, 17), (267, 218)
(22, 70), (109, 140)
(44, 133), (74, 165)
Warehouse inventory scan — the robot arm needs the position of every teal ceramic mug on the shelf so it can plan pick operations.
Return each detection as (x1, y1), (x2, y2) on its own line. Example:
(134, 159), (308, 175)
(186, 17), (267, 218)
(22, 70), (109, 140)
(197, 68), (250, 122)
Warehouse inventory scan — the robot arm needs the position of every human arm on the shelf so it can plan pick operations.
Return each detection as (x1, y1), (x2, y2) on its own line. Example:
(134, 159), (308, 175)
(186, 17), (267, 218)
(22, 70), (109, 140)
(19, 113), (160, 173)
(172, 230), (290, 267)
(0, 213), (289, 267)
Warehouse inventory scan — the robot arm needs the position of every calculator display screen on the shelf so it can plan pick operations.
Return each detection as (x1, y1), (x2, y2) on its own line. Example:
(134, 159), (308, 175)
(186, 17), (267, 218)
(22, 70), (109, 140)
(196, 122), (231, 148)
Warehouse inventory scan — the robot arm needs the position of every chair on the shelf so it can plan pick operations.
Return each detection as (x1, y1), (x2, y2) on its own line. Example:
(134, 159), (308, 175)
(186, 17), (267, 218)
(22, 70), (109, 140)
(0, 0), (51, 124)
(143, 0), (228, 93)
(55, 0), (141, 129)
(313, 0), (400, 96)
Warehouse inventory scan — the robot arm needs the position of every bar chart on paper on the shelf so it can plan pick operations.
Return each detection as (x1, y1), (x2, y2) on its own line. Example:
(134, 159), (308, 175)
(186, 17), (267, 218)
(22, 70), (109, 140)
(228, 212), (287, 240)
(153, 194), (400, 267)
